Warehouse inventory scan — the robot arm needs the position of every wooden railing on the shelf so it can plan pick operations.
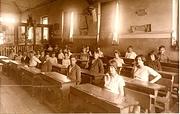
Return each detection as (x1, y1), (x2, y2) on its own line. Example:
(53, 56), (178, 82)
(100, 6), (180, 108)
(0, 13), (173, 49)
(0, 45), (43, 57)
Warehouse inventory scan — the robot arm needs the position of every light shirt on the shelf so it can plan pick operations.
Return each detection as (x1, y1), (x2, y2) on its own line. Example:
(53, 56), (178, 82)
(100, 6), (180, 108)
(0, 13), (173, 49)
(104, 73), (125, 94)
(134, 66), (160, 82)
(29, 56), (41, 67)
(48, 47), (53, 51)
(9, 52), (16, 60)
(49, 57), (58, 64)
(15, 55), (23, 63)
(125, 52), (137, 59)
(58, 53), (64, 59)
(62, 59), (70, 67)
(114, 58), (124, 67)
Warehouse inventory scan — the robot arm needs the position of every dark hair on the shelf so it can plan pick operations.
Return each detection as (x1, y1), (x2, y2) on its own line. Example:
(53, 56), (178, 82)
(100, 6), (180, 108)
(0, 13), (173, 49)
(108, 59), (118, 71)
(127, 45), (133, 49)
(70, 55), (77, 59)
(30, 51), (34, 54)
(93, 50), (99, 54)
(114, 50), (120, 56)
(148, 50), (155, 56)
(159, 45), (165, 50)
(135, 55), (146, 62)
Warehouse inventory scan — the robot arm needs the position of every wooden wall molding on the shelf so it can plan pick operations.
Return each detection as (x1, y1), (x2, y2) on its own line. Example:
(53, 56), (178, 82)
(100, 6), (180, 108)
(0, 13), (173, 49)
(119, 32), (171, 38)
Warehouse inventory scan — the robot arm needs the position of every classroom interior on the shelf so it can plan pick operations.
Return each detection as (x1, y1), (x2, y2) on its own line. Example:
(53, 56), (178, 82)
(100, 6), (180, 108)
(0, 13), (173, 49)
(0, 0), (179, 113)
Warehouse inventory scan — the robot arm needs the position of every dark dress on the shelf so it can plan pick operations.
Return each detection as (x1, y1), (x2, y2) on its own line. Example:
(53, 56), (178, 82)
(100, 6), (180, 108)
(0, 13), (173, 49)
(88, 58), (104, 74)
(146, 59), (162, 71)
(21, 56), (30, 65)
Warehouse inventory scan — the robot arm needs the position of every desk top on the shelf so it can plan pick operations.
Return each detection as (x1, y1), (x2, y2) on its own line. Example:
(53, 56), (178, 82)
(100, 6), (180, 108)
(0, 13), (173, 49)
(71, 84), (138, 108)
(10, 60), (21, 65)
(0, 56), (8, 59)
(77, 59), (88, 62)
(20, 66), (41, 74)
(122, 76), (165, 91)
(158, 70), (178, 77)
(81, 69), (105, 77)
(1, 59), (11, 63)
(52, 64), (68, 69)
(41, 72), (72, 83)
(160, 62), (179, 68)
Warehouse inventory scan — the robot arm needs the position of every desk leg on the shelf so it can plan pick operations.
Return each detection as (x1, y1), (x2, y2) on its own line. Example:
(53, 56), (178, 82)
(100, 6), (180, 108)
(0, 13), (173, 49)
(150, 90), (158, 113)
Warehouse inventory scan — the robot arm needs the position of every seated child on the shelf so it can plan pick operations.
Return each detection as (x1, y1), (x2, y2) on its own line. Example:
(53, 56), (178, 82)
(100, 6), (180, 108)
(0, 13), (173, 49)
(125, 45), (137, 59)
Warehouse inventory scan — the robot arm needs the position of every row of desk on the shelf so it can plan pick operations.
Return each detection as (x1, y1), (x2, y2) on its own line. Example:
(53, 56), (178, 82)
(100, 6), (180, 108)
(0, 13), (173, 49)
(0, 56), (178, 113)
(0, 57), (76, 112)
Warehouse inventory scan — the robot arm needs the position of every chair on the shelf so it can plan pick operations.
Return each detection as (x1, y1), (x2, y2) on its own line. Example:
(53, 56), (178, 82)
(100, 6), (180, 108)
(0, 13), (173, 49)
(150, 77), (174, 112)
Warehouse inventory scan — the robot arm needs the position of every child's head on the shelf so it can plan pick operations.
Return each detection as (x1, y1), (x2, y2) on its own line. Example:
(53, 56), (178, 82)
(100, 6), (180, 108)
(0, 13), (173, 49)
(135, 55), (146, 67)
(18, 50), (22, 56)
(41, 51), (45, 56)
(52, 52), (56, 57)
(59, 49), (62, 53)
(148, 50), (156, 61)
(114, 50), (120, 58)
(70, 55), (77, 66)
(82, 48), (86, 53)
(159, 45), (166, 54)
(108, 59), (118, 75)
(93, 51), (99, 59)
(127, 45), (133, 52)
(64, 53), (69, 59)
(23, 52), (27, 56)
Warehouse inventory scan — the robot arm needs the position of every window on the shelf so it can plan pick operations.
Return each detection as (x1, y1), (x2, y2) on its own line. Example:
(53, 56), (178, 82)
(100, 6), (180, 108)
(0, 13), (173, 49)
(41, 16), (49, 40)
(69, 12), (74, 41)
(112, 1), (120, 44)
(28, 27), (34, 40)
(43, 27), (49, 40)
(41, 16), (48, 24)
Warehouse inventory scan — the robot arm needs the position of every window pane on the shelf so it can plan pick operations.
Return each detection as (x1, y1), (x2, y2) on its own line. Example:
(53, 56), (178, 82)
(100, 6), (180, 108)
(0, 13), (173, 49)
(41, 17), (48, 24)
(43, 27), (48, 40)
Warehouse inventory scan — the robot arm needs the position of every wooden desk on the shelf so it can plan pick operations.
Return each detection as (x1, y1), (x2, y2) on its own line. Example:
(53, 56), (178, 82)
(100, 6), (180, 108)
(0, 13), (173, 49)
(52, 64), (68, 75)
(1, 59), (11, 76)
(121, 57), (135, 66)
(70, 83), (139, 113)
(81, 69), (105, 86)
(9, 61), (23, 82)
(76, 59), (89, 68)
(161, 62), (179, 73)
(20, 66), (41, 95)
(122, 76), (165, 112)
(0, 56), (8, 60)
(39, 72), (76, 112)
(120, 66), (134, 78)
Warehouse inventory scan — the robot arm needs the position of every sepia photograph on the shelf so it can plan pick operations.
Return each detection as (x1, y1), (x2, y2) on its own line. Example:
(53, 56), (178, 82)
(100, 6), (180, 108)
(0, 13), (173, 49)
(0, 0), (179, 113)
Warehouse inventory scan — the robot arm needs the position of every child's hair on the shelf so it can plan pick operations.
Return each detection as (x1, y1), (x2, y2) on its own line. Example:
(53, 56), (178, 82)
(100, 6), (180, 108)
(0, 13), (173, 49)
(135, 55), (146, 62)
(108, 59), (118, 71)
(114, 50), (120, 56)
(127, 45), (133, 49)
(159, 45), (165, 50)
(70, 55), (77, 59)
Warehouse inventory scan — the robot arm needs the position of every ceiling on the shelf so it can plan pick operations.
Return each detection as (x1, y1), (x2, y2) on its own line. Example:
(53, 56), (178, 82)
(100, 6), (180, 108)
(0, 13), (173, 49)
(1, 0), (57, 13)
(1, 0), (113, 13)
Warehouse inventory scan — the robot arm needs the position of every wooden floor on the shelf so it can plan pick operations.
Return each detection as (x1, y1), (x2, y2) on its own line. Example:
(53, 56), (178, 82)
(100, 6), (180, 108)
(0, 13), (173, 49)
(0, 72), (53, 113)
(0, 72), (179, 113)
